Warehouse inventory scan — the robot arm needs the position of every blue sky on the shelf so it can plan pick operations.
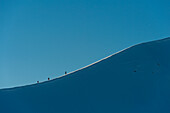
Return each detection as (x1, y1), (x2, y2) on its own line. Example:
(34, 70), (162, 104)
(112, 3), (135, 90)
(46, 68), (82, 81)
(0, 0), (170, 88)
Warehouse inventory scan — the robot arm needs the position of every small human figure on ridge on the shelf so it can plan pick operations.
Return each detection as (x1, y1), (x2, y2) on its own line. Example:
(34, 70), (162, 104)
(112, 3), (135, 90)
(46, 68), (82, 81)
(65, 71), (67, 74)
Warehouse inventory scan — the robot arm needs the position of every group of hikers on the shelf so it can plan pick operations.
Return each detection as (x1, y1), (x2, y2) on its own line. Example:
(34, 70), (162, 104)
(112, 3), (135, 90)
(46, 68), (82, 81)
(37, 71), (67, 83)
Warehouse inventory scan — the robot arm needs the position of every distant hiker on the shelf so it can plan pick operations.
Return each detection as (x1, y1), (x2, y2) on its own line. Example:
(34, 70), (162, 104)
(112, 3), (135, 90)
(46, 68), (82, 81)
(65, 71), (67, 74)
(48, 78), (50, 81)
(37, 81), (39, 83)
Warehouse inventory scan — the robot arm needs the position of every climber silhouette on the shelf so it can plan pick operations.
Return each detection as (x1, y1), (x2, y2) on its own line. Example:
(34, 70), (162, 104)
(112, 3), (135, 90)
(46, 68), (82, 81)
(48, 78), (50, 81)
(65, 71), (67, 74)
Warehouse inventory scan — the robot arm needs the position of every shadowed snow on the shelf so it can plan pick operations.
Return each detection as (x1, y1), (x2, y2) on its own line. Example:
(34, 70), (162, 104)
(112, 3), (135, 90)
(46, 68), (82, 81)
(0, 37), (170, 113)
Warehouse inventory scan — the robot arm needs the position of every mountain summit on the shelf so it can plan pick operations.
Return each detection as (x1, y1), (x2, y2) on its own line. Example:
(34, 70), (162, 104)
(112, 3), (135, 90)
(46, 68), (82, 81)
(1, 37), (170, 113)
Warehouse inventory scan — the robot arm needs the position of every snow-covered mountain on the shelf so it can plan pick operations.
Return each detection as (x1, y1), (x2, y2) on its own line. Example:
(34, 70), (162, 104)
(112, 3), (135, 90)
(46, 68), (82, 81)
(1, 37), (170, 113)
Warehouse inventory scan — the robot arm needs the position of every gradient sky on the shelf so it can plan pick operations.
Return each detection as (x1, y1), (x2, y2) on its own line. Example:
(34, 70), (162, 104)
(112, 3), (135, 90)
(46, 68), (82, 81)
(0, 0), (170, 88)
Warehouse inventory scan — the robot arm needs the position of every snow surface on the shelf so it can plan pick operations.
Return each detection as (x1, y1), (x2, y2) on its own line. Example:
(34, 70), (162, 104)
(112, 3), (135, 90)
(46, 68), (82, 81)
(1, 37), (170, 113)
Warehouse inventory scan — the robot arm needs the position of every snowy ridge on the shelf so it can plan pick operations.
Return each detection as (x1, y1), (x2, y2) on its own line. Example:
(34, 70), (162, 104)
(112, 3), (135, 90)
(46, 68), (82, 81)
(2, 38), (165, 89)
(1, 37), (170, 113)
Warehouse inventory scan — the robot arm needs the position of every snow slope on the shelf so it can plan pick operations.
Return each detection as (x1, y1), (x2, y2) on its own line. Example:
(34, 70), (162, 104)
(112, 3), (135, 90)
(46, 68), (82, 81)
(1, 37), (170, 113)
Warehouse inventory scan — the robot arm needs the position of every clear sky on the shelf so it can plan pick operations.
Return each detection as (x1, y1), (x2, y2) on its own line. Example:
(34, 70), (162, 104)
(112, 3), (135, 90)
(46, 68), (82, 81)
(0, 0), (170, 88)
